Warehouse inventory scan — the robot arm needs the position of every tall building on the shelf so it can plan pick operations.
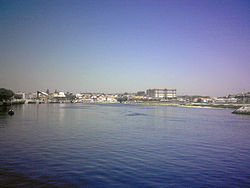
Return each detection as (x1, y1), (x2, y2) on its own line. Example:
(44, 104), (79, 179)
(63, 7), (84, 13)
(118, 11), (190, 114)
(146, 88), (176, 99)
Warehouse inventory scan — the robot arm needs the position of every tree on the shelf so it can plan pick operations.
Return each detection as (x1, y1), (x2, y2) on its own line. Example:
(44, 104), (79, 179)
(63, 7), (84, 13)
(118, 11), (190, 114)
(117, 96), (128, 103)
(65, 93), (76, 100)
(197, 98), (202, 103)
(14, 94), (22, 99)
(0, 88), (14, 101)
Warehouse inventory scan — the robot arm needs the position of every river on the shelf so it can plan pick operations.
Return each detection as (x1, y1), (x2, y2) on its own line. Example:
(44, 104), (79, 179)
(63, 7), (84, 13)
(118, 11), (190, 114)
(0, 104), (249, 187)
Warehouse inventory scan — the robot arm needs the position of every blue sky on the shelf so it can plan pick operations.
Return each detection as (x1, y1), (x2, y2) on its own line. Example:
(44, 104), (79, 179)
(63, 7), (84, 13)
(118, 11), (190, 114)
(0, 0), (249, 96)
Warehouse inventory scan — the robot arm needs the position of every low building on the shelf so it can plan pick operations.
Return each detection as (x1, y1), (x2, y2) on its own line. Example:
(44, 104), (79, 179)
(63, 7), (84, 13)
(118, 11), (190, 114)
(15, 92), (26, 99)
(215, 97), (238, 104)
(58, 92), (66, 98)
(26, 92), (37, 99)
(76, 93), (83, 99)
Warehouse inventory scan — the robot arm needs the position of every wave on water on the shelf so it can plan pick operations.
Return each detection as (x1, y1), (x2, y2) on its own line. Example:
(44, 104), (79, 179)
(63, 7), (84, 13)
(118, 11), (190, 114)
(127, 112), (148, 117)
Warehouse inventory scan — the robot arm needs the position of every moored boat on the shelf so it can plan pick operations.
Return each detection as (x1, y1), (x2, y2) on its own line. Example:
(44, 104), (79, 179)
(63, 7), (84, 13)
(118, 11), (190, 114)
(8, 109), (14, 116)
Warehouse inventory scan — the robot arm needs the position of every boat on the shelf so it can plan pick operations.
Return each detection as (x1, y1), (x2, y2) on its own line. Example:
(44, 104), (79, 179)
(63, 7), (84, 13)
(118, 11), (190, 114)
(8, 109), (14, 116)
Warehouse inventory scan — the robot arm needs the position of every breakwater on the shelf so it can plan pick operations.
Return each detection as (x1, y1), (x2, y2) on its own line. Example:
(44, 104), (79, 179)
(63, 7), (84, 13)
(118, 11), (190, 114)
(232, 106), (250, 115)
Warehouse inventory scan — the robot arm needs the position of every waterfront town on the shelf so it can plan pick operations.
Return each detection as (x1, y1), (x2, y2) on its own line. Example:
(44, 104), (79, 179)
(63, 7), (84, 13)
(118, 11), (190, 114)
(1, 88), (250, 109)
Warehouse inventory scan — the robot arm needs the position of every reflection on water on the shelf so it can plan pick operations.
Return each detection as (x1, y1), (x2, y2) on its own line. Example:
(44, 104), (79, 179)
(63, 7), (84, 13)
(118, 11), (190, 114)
(0, 168), (59, 188)
(0, 104), (249, 187)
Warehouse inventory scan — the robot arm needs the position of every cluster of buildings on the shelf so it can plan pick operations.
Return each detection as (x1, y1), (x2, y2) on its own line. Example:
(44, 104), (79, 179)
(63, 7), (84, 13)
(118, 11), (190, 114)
(176, 92), (250, 104)
(14, 90), (119, 103)
(14, 90), (72, 103)
(11, 88), (250, 104)
(74, 93), (118, 103)
(12, 88), (177, 104)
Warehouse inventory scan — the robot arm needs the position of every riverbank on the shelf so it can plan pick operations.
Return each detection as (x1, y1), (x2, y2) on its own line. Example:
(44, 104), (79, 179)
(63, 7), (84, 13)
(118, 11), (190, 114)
(0, 100), (247, 111)
(124, 101), (245, 109)
(0, 100), (25, 106)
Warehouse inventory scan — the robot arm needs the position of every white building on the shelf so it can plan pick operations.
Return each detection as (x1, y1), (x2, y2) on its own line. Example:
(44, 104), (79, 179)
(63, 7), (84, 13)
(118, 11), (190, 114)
(146, 88), (177, 99)
(58, 92), (66, 98)
(15, 91), (26, 99)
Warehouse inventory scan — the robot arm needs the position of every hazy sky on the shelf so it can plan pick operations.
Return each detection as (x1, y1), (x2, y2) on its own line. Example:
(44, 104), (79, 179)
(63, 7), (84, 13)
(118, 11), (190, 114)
(0, 0), (249, 96)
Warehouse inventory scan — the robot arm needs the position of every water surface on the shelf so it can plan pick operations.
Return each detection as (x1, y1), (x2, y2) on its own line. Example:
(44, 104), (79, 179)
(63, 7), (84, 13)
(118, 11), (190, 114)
(0, 104), (249, 187)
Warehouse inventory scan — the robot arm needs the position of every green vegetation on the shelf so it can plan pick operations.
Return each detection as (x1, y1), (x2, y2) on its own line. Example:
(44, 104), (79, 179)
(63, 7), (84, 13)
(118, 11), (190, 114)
(65, 93), (76, 100)
(0, 88), (14, 101)
(117, 96), (128, 103)
(14, 94), (23, 99)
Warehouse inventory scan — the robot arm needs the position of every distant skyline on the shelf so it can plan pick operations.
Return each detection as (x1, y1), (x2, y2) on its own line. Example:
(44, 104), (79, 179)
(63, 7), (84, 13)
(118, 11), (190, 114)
(0, 0), (249, 96)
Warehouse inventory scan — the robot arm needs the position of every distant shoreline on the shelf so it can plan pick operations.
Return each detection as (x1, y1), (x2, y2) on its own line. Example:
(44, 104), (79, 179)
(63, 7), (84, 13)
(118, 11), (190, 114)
(0, 100), (247, 110)
(124, 101), (245, 109)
